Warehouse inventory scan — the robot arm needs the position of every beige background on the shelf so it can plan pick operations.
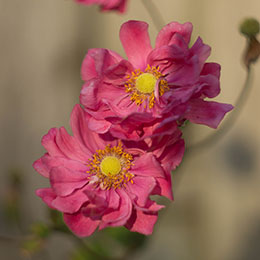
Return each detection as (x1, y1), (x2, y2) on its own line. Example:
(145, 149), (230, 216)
(0, 0), (260, 259)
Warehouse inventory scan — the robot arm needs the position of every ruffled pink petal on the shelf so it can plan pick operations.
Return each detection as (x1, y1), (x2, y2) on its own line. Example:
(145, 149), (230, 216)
(131, 153), (165, 178)
(41, 128), (64, 157)
(126, 176), (156, 207)
(152, 176), (173, 200)
(155, 22), (193, 48)
(107, 189), (120, 210)
(33, 153), (89, 178)
(63, 211), (99, 237)
(36, 188), (57, 209)
(55, 127), (89, 163)
(100, 189), (132, 229)
(197, 63), (221, 98)
(88, 116), (111, 134)
(125, 209), (158, 235)
(51, 189), (88, 214)
(81, 48), (122, 81)
(50, 166), (88, 197)
(70, 104), (106, 153)
(190, 37), (211, 71)
(166, 55), (200, 85)
(185, 100), (233, 128)
(120, 20), (152, 69)
(159, 139), (185, 173)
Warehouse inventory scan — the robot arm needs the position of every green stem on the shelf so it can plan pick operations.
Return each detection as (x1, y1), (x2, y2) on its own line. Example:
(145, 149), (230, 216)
(141, 0), (165, 31)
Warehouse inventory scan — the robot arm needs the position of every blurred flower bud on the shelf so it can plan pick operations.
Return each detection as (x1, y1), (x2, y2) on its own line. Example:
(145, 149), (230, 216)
(240, 18), (260, 68)
(240, 18), (260, 38)
(31, 222), (50, 239)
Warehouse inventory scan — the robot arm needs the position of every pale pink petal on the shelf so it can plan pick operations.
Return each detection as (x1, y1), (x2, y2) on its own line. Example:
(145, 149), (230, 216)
(155, 22), (193, 48)
(120, 20), (152, 69)
(36, 188), (57, 209)
(50, 166), (88, 197)
(41, 128), (64, 157)
(63, 211), (99, 237)
(185, 100), (233, 128)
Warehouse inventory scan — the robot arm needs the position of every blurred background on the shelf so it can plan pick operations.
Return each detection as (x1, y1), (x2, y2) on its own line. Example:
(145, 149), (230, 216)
(0, 0), (259, 259)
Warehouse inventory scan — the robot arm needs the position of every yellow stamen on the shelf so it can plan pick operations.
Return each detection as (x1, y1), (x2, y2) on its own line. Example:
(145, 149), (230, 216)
(87, 142), (134, 190)
(125, 65), (169, 109)
(100, 156), (121, 176)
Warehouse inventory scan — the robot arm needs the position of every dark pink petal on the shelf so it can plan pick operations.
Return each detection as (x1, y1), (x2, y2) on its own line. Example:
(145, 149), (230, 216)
(131, 153), (165, 178)
(50, 166), (88, 197)
(51, 189), (88, 214)
(155, 22), (193, 48)
(152, 176), (173, 200)
(185, 100), (233, 128)
(41, 128), (64, 157)
(56, 127), (89, 163)
(166, 55), (200, 85)
(100, 189), (132, 229)
(190, 37), (211, 71)
(125, 209), (158, 235)
(159, 139), (185, 173)
(126, 176), (156, 207)
(36, 188), (57, 209)
(120, 20), (152, 69)
(63, 211), (99, 237)
(70, 105), (106, 153)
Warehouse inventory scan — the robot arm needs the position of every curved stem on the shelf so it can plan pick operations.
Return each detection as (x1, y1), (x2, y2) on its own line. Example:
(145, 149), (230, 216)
(141, 0), (165, 31)
(186, 67), (253, 153)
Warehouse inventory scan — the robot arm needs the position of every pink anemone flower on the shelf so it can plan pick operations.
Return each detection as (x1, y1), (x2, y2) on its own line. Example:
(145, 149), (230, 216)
(80, 20), (233, 140)
(33, 105), (184, 237)
(75, 0), (128, 13)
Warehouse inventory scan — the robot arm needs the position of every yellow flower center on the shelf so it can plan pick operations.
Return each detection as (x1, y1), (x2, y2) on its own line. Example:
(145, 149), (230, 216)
(135, 73), (157, 94)
(87, 142), (134, 190)
(125, 65), (169, 109)
(100, 156), (121, 176)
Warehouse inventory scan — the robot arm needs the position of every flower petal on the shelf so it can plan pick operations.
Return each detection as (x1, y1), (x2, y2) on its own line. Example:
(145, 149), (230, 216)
(70, 104), (106, 153)
(185, 100), (234, 128)
(120, 20), (152, 69)
(125, 209), (158, 235)
(155, 22), (193, 48)
(100, 189), (132, 229)
(126, 176), (156, 207)
(131, 153), (165, 178)
(51, 189), (88, 214)
(36, 188), (57, 209)
(63, 211), (99, 237)
(50, 166), (88, 197)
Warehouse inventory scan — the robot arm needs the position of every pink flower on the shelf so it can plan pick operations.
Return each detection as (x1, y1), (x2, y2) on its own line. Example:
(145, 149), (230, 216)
(33, 105), (184, 237)
(80, 20), (233, 140)
(75, 0), (128, 13)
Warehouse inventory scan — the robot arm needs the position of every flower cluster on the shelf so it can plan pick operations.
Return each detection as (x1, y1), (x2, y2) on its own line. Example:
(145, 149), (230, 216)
(33, 20), (232, 237)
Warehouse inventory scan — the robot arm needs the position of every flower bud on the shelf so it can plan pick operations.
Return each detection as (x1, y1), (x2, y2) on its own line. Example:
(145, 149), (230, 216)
(240, 18), (260, 38)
